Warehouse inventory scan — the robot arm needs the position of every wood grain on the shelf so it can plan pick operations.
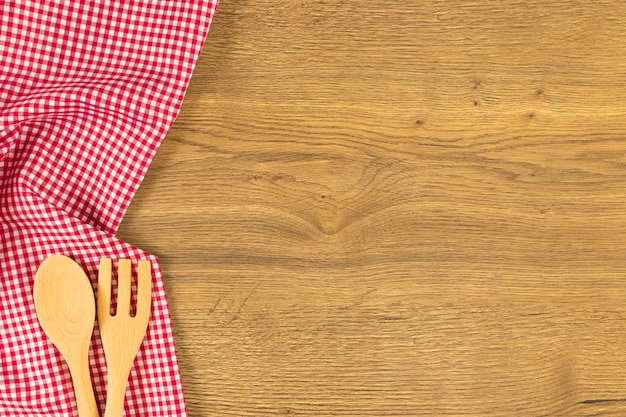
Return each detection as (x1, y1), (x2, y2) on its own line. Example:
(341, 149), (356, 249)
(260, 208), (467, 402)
(117, 1), (626, 415)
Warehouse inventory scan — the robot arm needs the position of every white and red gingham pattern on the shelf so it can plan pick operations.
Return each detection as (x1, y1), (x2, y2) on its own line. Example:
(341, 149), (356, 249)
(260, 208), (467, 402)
(1, 0), (218, 415)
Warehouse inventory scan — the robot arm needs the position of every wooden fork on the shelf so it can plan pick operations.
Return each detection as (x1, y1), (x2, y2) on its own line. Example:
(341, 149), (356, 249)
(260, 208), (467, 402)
(98, 259), (151, 417)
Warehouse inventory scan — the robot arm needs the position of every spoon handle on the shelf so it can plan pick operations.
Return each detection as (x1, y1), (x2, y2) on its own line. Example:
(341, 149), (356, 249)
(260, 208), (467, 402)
(68, 347), (99, 417)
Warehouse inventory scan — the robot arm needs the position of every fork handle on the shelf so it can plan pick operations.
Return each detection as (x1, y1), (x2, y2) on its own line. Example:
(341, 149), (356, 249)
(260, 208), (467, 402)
(103, 362), (133, 417)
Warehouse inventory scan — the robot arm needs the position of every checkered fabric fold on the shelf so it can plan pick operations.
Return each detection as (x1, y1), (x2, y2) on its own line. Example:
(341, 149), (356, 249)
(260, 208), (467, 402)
(1, 1), (218, 415)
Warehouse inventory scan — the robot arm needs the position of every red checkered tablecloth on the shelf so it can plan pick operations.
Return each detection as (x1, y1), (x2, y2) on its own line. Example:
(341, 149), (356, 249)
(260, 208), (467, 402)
(0, 0), (218, 415)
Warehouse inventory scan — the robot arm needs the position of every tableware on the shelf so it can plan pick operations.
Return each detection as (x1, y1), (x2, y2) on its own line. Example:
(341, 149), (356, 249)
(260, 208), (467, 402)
(97, 258), (152, 417)
(33, 254), (99, 417)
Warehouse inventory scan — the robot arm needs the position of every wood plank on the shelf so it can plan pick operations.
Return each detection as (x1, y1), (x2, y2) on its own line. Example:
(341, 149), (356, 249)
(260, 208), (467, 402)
(118, 1), (626, 415)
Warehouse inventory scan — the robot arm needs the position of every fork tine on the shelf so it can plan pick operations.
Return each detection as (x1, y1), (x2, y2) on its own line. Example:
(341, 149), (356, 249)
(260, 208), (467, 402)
(98, 258), (112, 318)
(117, 259), (132, 316)
(136, 260), (152, 320)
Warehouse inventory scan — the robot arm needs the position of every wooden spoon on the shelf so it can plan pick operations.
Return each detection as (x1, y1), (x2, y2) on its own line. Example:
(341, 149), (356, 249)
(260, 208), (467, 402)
(34, 254), (99, 417)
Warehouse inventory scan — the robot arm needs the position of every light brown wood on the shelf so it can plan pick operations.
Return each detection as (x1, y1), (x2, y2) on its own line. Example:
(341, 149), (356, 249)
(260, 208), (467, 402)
(34, 254), (99, 417)
(97, 259), (151, 417)
(117, 1), (626, 415)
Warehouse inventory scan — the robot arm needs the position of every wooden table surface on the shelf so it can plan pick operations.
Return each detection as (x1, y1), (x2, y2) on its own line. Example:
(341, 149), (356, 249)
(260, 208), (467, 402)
(117, 1), (626, 415)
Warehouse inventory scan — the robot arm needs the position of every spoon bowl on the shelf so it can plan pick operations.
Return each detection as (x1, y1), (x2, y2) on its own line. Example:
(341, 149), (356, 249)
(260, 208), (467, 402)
(34, 254), (99, 417)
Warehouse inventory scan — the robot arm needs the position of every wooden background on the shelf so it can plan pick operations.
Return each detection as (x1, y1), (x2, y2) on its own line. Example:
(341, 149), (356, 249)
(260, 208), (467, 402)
(117, 1), (626, 415)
